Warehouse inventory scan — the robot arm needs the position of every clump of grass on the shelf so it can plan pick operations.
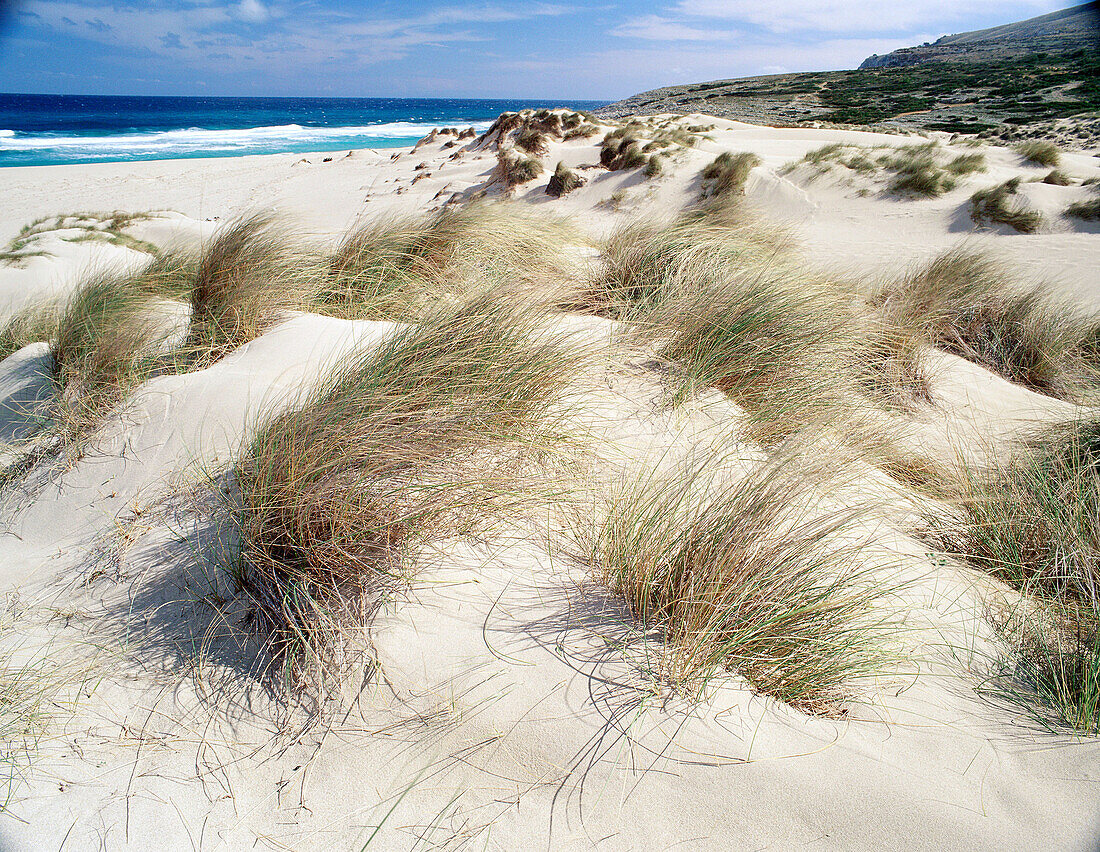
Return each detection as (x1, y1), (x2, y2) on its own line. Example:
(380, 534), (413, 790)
(493, 148), (544, 190)
(0, 300), (62, 361)
(884, 145), (957, 197)
(546, 161), (586, 198)
(699, 151), (761, 200)
(889, 164), (955, 197)
(645, 265), (863, 445)
(1016, 140), (1061, 167)
(563, 123), (599, 141)
(944, 152), (987, 176)
(515, 126), (548, 155)
(970, 178), (1043, 233)
(943, 421), (1100, 595)
(584, 452), (894, 711)
(233, 293), (580, 693)
(1066, 187), (1100, 221)
(871, 250), (1098, 399)
(1042, 169), (1071, 186)
(0, 211), (161, 267)
(787, 143), (982, 197)
(182, 213), (318, 363)
(990, 593), (1100, 735)
(317, 202), (580, 318)
(599, 131), (646, 171)
(50, 270), (172, 440)
(802, 142), (845, 165)
(586, 201), (789, 318)
(929, 421), (1100, 733)
(642, 154), (663, 179)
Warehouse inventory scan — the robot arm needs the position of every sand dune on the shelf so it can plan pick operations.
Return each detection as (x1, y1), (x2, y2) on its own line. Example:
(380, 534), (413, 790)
(0, 111), (1099, 851)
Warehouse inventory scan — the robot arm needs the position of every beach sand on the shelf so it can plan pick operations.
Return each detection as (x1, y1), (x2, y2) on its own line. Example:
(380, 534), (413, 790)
(0, 114), (1099, 850)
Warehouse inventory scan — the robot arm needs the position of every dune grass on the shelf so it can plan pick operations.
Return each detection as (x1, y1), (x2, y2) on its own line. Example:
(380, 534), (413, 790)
(1016, 140), (1061, 167)
(785, 142), (983, 197)
(970, 178), (1043, 233)
(0, 211), (159, 267)
(586, 201), (790, 318)
(546, 161), (586, 198)
(584, 452), (894, 712)
(871, 250), (1099, 400)
(1042, 169), (1072, 186)
(232, 292), (580, 693)
(182, 213), (320, 363)
(0, 300), (62, 362)
(643, 153), (664, 179)
(317, 202), (582, 320)
(991, 594), (1100, 735)
(49, 269), (173, 441)
(646, 266), (864, 445)
(699, 151), (761, 200)
(493, 148), (544, 190)
(1066, 187), (1100, 221)
(929, 420), (1100, 733)
(884, 144), (958, 197)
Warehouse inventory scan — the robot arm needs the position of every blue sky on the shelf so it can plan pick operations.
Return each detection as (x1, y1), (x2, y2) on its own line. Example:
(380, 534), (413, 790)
(0, 0), (1076, 100)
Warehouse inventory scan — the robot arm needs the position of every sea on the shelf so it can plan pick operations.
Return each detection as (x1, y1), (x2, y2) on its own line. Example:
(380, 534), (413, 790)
(0, 93), (609, 168)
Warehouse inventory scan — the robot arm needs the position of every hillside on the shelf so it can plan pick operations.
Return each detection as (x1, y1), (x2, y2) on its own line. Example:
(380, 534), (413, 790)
(598, 4), (1099, 142)
(862, 1), (1099, 68)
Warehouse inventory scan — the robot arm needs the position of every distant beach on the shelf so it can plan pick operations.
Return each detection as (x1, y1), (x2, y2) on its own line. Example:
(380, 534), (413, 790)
(0, 93), (608, 167)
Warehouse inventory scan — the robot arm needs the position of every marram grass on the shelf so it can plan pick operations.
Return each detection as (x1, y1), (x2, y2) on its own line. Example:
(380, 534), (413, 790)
(232, 291), (582, 695)
(584, 451), (897, 713)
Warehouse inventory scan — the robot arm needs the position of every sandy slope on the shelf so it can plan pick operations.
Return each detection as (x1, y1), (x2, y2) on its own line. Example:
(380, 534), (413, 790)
(0, 115), (1099, 851)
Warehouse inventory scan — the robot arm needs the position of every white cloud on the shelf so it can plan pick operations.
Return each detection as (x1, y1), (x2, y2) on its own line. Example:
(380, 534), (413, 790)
(612, 14), (736, 41)
(669, 0), (1065, 34)
(237, 0), (270, 24)
(15, 0), (575, 74)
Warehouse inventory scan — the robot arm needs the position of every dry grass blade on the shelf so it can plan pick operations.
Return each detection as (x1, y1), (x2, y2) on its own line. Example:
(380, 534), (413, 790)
(585, 451), (896, 712)
(233, 291), (581, 697)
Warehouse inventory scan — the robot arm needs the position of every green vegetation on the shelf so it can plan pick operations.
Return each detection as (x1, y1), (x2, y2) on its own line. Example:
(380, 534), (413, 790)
(0, 211), (160, 267)
(971, 178), (1044, 233)
(183, 214), (317, 363)
(1015, 140), (1061, 167)
(1066, 186), (1100, 221)
(785, 142), (986, 197)
(624, 50), (1100, 133)
(929, 422), (1100, 733)
(699, 151), (761, 199)
(0, 300), (62, 361)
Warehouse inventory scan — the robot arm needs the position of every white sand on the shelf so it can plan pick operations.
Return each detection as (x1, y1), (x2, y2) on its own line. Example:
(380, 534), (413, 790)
(1, 115), (1099, 851)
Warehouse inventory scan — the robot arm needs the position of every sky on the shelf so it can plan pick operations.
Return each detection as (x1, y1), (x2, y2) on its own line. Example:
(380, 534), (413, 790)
(0, 0), (1078, 100)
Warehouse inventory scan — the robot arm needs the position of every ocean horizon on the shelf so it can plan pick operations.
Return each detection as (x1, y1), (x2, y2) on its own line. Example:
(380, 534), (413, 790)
(0, 93), (608, 168)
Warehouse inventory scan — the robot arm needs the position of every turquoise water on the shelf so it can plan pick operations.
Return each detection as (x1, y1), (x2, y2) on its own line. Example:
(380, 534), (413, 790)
(0, 94), (607, 168)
